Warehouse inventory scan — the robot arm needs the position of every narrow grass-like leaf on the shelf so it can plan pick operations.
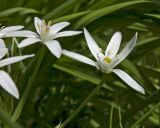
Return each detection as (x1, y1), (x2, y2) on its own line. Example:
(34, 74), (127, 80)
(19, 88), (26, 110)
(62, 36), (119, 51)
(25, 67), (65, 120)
(53, 62), (100, 85)
(74, 0), (149, 28)
(51, 11), (90, 24)
(0, 7), (39, 18)
(0, 109), (22, 128)
(131, 102), (160, 128)
(43, 0), (82, 20)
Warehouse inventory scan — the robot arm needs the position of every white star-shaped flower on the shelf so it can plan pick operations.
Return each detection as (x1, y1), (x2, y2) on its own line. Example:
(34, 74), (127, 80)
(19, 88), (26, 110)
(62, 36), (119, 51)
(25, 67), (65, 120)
(18, 17), (82, 58)
(62, 28), (145, 94)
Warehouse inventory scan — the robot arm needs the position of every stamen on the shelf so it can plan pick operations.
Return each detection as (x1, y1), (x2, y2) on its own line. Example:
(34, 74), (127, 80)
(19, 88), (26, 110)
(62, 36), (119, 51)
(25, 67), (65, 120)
(42, 20), (46, 25)
(48, 21), (52, 26)
(104, 57), (111, 63)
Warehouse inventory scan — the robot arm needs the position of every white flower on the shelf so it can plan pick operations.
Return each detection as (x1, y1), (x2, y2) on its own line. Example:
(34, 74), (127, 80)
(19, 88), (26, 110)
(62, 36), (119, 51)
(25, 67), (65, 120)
(0, 39), (35, 99)
(0, 25), (35, 38)
(62, 28), (145, 94)
(18, 17), (82, 58)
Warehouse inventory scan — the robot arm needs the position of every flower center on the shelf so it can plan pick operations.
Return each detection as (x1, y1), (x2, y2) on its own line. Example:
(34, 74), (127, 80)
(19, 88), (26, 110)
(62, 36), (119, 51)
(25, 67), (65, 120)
(38, 20), (52, 41)
(104, 57), (111, 63)
(41, 20), (51, 33)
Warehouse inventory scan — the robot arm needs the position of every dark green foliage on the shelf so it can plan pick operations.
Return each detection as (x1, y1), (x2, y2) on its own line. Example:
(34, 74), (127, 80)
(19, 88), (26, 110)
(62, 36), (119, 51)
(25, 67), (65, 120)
(0, 0), (160, 128)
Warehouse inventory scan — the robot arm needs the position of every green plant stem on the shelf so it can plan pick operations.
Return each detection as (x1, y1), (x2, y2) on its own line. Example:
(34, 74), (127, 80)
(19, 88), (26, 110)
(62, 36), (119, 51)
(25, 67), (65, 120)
(0, 109), (22, 128)
(131, 102), (160, 128)
(11, 47), (46, 122)
(118, 107), (123, 128)
(109, 104), (114, 128)
(59, 76), (106, 128)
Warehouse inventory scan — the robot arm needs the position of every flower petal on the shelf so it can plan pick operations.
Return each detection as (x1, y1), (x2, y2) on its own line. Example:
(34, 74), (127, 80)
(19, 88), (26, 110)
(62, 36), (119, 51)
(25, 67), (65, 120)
(83, 28), (100, 60)
(34, 17), (43, 34)
(0, 39), (8, 59)
(0, 54), (35, 68)
(62, 49), (96, 67)
(0, 70), (19, 99)
(50, 22), (70, 34)
(45, 40), (62, 58)
(53, 31), (82, 39)
(0, 49), (8, 60)
(112, 69), (145, 94)
(111, 33), (138, 68)
(105, 32), (122, 58)
(0, 39), (6, 48)
(4, 30), (37, 38)
(18, 37), (40, 48)
(0, 26), (24, 33)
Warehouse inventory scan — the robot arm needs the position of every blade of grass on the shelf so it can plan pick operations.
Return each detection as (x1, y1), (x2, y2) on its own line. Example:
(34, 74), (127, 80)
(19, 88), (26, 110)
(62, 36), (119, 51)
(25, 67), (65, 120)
(118, 107), (123, 128)
(109, 104), (114, 128)
(51, 11), (90, 24)
(59, 75), (106, 128)
(0, 7), (39, 18)
(74, 0), (149, 28)
(0, 109), (22, 128)
(43, 0), (82, 20)
(11, 47), (46, 122)
(123, 89), (160, 122)
(131, 102), (160, 128)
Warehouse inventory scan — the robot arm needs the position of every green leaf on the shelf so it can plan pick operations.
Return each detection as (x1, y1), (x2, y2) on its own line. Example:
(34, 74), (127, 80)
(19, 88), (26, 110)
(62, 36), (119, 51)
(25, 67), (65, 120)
(74, 0), (149, 28)
(145, 13), (160, 19)
(43, 0), (82, 20)
(51, 11), (90, 24)
(53, 62), (100, 85)
(0, 7), (39, 18)
(131, 102), (160, 128)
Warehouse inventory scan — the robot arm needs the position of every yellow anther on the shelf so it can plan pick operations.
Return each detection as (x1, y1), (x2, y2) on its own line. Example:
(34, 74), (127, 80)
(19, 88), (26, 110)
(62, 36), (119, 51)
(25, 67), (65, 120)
(104, 57), (111, 63)
(48, 21), (52, 26)
(42, 20), (46, 25)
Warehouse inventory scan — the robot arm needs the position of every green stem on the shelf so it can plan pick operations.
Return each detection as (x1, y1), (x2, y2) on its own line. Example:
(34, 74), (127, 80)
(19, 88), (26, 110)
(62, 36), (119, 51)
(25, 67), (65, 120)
(59, 76), (106, 128)
(11, 47), (46, 122)
(131, 102), (160, 128)
(0, 109), (22, 128)
(118, 107), (123, 128)
(109, 104), (114, 128)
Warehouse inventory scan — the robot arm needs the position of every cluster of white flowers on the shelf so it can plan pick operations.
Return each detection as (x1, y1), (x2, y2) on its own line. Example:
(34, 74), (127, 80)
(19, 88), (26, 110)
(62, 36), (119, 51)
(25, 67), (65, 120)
(0, 17), (145, 99)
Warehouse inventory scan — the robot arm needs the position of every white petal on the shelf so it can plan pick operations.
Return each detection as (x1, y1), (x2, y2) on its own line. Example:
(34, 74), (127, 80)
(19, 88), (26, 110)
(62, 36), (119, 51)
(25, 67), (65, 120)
(50, 22), (70, 34)
(0, 49), (8, 60)
(0, 26), (24, 33)
(18, 37), (40, 48)
(45, 40), (62, 58)
(105, 32), (122, 58)
(83, 28), (99, 60)
(0, 39), (6, 48)
(0, 39), (8, 59)
(112, 69), (145, 94)
(0, 70), (19, 99)
(34, 17), (43, 34)
(4, 30), (37, 38)
(54, 31), (82, 39)
(111, 33), (138, 68)
(0, 54), (35, 68)
(62, 49), (96, 67)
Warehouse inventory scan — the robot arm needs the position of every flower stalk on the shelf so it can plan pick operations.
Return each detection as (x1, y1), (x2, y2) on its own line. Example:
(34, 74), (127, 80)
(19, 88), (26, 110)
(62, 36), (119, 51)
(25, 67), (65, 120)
(59, 75), (106, 128)
(11, 46), (46, 122)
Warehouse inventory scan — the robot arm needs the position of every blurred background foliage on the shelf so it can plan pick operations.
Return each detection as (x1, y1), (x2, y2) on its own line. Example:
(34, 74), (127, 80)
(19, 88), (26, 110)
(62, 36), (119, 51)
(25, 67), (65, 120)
(1, 0), (160, 127)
